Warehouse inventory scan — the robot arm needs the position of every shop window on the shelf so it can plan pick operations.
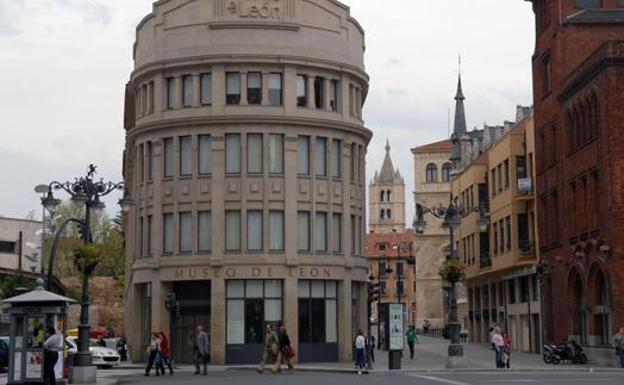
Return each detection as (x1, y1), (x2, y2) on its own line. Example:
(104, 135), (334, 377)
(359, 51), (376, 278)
(331, 139), (341, 178)
(226, 72), (241, 105)
(298, 281), (337, 343)
(269, 210), (285, 251)
(247, 134), (263, 174)
(314, 76), (325, 109)
(225, 210), (241, 251)
(247, 210), (263, 251)
(268, 73), (282, 106)
(200, 73), (212, 105)
(179, 212), (192, 253)
(269, 134), (284, 174)
(225, 134), (241, 174)
(179, 136), (192, 176)
(329, 80), (338, 111)
(315, 212), (327, 252)
(163, 213), (174, 254)
(315, 137), (327, 177)
(182, 75), (193, 107)
(166, 77), (175, 109)
(163, 138), (174, 178)
(298, 136), (310, 175)
(426, 163), (438, 183)
(198, 211), (211, 252)
(198, 135), (212, 175)
(297, 75), (308, 107)
(226, 280), (283, 345)
(298, 211), (310, 251)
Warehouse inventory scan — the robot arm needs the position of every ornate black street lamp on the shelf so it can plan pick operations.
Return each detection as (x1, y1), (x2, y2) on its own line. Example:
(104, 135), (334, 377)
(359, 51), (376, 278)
(412, 194), (488, 368)
(40, 165), (132, 372)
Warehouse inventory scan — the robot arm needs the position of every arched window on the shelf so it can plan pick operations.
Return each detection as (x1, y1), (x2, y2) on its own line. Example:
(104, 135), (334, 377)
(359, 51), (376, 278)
(567, 269), (586, 344)
(387, 209), (392, 219)
(380, 190), (385, 202)
(380, 209), (385, 220)
(426, 163), (438, 183)
(387, 190), (392, 202)
(442, 163), (452, 182)
(590, 266), (611, 345)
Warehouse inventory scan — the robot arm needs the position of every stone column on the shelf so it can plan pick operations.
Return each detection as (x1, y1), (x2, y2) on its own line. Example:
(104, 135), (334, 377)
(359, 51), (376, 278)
(307, 74), (315, 109)
(240, 72), (248, 106)
(261, 72), (270, 106)
(211, 275), (226, 364)
(193, 73), (201, 107)
(283, 276), (299, 363)
(324, 78), (332, 111)
(283, 66), (297, 115)
(174, 76), (183, 109)
(338, 279), (353, 362)
(213, 65), (226, 114)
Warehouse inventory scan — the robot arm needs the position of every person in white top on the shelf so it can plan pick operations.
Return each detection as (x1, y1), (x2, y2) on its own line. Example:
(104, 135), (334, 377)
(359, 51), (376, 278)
(354, 330), (366, 374)
(43, 326), (63, 385)
(491, 326), (505, 368)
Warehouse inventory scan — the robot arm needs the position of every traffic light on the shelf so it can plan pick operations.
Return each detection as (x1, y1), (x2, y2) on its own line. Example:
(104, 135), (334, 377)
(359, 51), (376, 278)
(368, 281), (381, 304)
(77, 221), (89, 242)
(164, 292), (176, 311)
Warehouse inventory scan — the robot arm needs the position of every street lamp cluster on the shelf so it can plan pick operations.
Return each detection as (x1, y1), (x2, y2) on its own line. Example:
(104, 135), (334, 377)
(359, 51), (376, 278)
(38, 165), (131, 374)
(412, 194), (488, 368)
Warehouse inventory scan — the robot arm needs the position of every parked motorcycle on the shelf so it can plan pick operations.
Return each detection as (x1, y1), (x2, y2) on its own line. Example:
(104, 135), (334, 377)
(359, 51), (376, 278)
(542, 340), (588, 365)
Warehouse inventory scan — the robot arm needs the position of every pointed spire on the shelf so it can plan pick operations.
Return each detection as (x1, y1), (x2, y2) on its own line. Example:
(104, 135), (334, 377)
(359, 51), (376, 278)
(379, 139), (396, 183)
(385, 138), (391, 153)
(451, 56), (467, 163)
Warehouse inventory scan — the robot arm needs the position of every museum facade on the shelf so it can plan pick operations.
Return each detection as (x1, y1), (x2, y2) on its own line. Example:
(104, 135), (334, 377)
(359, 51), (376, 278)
(122, 0), (371, 364)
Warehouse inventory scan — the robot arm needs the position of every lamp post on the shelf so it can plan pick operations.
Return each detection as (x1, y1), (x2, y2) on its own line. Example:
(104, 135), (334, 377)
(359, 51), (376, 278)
(40, 165), (132, 379)
(412, 194), (488, 368)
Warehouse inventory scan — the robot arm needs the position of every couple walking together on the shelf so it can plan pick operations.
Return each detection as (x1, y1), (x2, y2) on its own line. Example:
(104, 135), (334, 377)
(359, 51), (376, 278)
(145, 331), (174, 376)
(256, 324), (295, 374)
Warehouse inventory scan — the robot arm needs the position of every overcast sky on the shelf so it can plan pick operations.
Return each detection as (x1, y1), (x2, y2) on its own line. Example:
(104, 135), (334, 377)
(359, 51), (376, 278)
(0, 0), (535, 222)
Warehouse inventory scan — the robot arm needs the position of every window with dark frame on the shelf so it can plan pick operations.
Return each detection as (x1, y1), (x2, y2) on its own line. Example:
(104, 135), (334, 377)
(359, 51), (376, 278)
(226, 72), (241, 105)
(247, 72), (262, 105)
(297, 74), (308, 107)
(329, 80), (338, 111)
(268, 73), (283, 106)
(182, 75), (193, 107)
(298, 280), (337, 344)
(0, 241), (17, 254)
(200, 73), (212, 105)
(314, 76), (325, 109)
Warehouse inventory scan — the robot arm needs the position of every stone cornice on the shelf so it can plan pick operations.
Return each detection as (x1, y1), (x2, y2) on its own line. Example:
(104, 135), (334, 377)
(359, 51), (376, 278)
(126, 114), (373, 143)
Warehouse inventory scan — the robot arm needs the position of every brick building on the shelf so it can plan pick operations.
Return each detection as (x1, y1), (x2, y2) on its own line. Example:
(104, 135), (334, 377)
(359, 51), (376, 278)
(526, 0), (624, 364)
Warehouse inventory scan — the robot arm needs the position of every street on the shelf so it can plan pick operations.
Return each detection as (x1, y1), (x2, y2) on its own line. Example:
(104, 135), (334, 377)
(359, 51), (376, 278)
(111, 369), (624, 385)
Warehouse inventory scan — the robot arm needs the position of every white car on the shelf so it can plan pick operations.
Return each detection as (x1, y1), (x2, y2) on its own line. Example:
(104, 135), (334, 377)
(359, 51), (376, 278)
(65, 337), (120, 368)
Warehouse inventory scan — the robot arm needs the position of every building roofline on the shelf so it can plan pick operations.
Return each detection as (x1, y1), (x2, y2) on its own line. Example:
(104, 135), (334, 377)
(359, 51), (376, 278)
(0, 217), (42, 225)
(410, 139), (453, 154)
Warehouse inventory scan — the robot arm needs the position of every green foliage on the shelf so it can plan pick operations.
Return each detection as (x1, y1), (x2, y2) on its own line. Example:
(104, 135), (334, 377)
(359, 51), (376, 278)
(438, 260), (466, 283)
(74, 244), (103, 277)
(0, 272), (36, 299)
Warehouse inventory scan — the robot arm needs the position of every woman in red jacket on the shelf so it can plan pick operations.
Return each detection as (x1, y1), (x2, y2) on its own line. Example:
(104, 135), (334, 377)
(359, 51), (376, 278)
(158, 332), (174, 375)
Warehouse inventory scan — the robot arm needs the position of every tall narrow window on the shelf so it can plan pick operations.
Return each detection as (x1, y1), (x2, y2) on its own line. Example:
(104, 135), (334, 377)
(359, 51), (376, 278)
(329, 80), (338, 111)
(163, 213), (174, 254)
(331, 139), (341, 178)
(504, 159), (510, 189)
(146, 141), (153, 180)
(351, 215), (357, 255)
(332, 213), (342, 253)
(247, 134), (263, 174)
(270, 210), (285, 251)
(298, 136), (310, 175)
(247, 72), (262, 105)
(225, 134), (241, 174)
(198, 135), (212, 175)
(183, 75), (193, 107)
(268, 73), (283, 106)
(146, 215), (152, 256)
(298, 211), (310, 251)
(138, 217), (144, 257)
(543, 56), (551, 96)
(350, 143), (356, 181)
(506, 216), (512, 251)
(315, 137), (327, 177)
(166, 77), (175, 109)
(269, 134), (284, 174)
(200, 73), (212, 105)
(297, 75), (308, 107)
(442, 163), (452, 182)
(314, 76), (325, 109)
(148, 82), (154, 114)
(179, 212), (192, 253)
(225, 210), (241, 251)
(198, 211), (211, 252)
(138, 144), (145, 182)
(426, 163), (438, 183)
(163, 138), (174, 178)
(315, 212), (327, 252)
(226, 72), (241, 105)
(247, 210), (263, 251)
(179, 136), (192, 176)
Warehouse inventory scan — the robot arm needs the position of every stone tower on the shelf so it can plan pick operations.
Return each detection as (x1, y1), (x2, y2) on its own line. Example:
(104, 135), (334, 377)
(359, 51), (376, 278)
(368, 140), (405, 233)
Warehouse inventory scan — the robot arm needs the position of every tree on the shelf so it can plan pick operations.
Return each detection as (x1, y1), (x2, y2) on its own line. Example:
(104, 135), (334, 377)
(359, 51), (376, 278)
(0, 272), (36, 299)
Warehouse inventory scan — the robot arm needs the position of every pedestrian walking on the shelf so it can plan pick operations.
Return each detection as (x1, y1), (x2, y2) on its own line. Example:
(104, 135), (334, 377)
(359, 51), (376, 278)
(256, 324), (279, 374)
(502, 331), (512, 369)
(491, 327), (505, 369)
(354, 330), (365, 374)
(144, 332), (161, 376)
(406, 325), (417, 359)
(158, 331), (174, 375)
(612, 327), (624, 368)
(273, 325), (295, 373)
(366, 333), (376, 366)
(192, 325), (209, 375)
(42, 326), (62, 385)
(116, 336), (128, 361)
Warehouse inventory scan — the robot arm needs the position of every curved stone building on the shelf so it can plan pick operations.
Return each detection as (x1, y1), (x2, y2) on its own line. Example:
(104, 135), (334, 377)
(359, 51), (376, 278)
(122, 0), (370, 364)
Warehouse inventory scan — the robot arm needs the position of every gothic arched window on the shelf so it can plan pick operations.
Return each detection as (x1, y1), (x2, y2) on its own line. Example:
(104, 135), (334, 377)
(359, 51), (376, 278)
(387, 209), (392, 219)
(380, 190), (385, 202)
(387, 190), (392, 202)
(380, 209), (385, 220)
(426, 163), (438, 183)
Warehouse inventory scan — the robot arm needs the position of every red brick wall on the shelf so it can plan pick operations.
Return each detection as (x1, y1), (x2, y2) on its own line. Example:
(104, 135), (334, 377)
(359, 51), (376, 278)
(530, 0), (624, 344)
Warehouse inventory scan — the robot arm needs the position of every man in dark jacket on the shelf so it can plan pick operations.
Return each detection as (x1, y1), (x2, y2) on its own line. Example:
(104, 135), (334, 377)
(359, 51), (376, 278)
(273, 325), (294, 373)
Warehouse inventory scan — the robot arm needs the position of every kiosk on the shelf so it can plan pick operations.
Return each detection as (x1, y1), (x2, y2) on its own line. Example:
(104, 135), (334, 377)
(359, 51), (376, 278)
(3, 283), (75, 385)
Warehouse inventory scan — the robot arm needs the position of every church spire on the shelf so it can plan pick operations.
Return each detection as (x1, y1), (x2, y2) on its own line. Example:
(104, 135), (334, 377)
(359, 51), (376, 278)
(379, 139), (396, 183)
(450, 56), (467, 164)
